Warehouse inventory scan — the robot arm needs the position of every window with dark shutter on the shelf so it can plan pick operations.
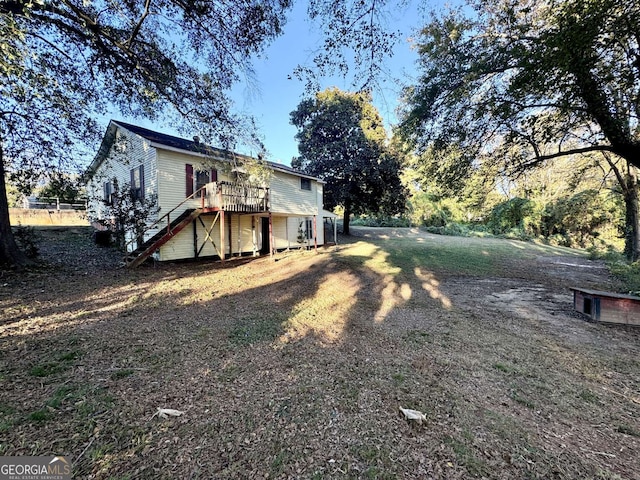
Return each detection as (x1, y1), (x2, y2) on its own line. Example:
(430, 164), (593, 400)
(130, 165), (144, 200)
(195, 170), (209, 193)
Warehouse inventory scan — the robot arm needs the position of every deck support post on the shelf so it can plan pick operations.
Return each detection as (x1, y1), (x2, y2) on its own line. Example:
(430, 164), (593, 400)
(220, 210), (225, 264)
(251, 216), (258, 256)
(313, 215), (318, 252)
(269, 212), (274, 260)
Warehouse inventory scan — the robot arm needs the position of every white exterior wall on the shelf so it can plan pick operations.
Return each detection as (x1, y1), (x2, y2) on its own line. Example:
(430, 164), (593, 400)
(270, 170), (319, 215)
(155, 148), (231, 215)
(230, 214), (258, 254)
(89, 127), (328, 261)
(86, 127), (158, 248)
(155, 148), (231, 261)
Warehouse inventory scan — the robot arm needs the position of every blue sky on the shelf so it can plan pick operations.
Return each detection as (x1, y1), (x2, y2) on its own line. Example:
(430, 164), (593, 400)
(230, 1), (427, 165)
(113, 1), (457, 167)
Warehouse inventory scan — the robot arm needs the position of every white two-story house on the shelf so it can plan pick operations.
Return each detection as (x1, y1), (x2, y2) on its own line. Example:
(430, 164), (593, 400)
(86, 120), (337, 267)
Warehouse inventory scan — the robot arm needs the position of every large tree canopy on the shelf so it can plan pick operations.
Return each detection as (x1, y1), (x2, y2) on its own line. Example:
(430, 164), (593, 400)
(400, 0), (640, 170)
(0, 0), (411, 267)
(399, 0), (640, 259)
(0, 0), (295, 266)
(291, 87), (406, 235)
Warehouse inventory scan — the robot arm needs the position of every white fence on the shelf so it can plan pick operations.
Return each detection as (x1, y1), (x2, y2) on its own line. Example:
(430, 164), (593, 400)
(22, 196), (87, 210)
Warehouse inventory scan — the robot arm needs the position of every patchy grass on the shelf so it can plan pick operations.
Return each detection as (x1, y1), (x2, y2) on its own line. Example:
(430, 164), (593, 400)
(0, 226), (638, 479)
(28, 350), (83, 377)
(228, 312), (288, 346)
(110, 369), (135, 380)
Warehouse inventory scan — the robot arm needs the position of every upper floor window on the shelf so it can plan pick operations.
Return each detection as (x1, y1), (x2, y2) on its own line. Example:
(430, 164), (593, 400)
(195, 170), (210, 192)
(186, 163), (218, 197)
(130, 165), (144, 200)
(300, 177), (311, 191)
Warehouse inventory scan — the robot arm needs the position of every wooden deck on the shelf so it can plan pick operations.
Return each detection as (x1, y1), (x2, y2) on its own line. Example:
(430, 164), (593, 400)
(203, 181), (269, 213)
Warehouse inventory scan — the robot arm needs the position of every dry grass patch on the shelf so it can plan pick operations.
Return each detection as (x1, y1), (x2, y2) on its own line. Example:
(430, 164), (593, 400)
(0, 226), (638, 479)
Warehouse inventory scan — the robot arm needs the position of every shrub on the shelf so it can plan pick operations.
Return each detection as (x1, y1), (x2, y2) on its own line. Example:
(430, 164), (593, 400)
(13, 225), (39, 258)
(608, 260), (640, 296)
(93, 230), (112, 247)
(486, 197), (536, 235)
(351, 215), (410, 227)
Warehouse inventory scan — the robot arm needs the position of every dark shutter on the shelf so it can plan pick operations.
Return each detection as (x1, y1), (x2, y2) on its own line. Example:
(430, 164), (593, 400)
(103, 182), (112, 203)
(186, 164), (194, 197)
(211, 169), (218, 182)
(139, 165), (145, 197)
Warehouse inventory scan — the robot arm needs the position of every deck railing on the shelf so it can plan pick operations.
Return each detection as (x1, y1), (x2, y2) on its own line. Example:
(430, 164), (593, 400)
(204, 181), (269, 212)
(122, 181), (269, 257)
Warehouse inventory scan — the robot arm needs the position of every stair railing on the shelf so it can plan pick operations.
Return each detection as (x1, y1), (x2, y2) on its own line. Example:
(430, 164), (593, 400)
(123, 185), (207, 254)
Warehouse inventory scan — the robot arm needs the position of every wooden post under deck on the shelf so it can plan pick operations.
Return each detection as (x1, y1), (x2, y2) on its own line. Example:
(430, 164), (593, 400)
(269, 212), (274, 260)
(313, 215), (318, 252)
(252, 216), (257, 256)
(220, 210), (225, 264)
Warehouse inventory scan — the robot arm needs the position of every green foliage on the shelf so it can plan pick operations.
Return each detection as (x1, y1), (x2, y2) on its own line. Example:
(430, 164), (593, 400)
(4, 179), (21, 207)
(424, 222), (473, 237)
(291, 88), (407, 234)
(608, 261), (640, 296)
(93, 179), (160, 251)
(351, 215), (410, 228)
(36, 172), (83, 203)
(296, 221), (306, 245)
(400, 0), (640, 170)
(487, 198), (536, 236)
(406, 192), (473, 228)
(541, 190), (623, 249)
(398, 0), (640, 260)
(12, 225), (39, 258)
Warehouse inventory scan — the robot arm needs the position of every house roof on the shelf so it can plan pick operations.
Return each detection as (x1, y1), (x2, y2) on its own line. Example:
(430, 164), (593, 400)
(88, 120), (321, 183)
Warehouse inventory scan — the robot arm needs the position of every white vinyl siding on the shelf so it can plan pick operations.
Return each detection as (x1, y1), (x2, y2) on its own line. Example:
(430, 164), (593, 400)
(230, 215), (257, 254)
(270, 171), (318, 215)
(87, 127), (157, 232)
(89, 124), (329, 262)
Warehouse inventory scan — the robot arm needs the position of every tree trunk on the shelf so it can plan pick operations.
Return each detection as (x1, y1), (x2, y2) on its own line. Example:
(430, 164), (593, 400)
(0, 143), (29, 268)
(343, 202), (351, 235)
(623, 166), (640, 262)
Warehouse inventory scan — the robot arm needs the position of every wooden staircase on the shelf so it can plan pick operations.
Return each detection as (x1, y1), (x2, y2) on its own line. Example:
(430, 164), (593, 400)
(123, 181), (270, 268)
(125, 208), (202, 268)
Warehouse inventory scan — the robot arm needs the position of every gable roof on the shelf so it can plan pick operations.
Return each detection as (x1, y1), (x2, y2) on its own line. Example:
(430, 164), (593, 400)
(88, 120), (321, 182)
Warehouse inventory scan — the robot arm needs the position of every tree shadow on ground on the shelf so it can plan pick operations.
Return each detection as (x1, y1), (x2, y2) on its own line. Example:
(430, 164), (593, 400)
(1, 227), (638, 479)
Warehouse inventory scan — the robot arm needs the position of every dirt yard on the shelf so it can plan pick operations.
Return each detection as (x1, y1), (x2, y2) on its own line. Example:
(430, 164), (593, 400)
(0, 226), (638, 479)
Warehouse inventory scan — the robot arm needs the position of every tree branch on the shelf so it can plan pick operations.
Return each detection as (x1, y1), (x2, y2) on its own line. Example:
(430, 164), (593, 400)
(126, 0), (152, 47)
(521, 145), (619, 169)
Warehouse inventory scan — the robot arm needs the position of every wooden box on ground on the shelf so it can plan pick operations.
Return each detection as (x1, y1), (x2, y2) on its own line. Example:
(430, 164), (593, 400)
(570, 287), (640, 326)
